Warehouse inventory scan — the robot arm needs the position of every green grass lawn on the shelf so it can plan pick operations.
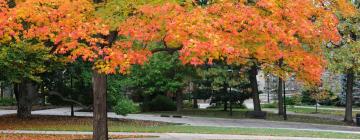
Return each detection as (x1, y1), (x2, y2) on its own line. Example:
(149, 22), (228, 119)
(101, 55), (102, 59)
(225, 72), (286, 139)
(0, 115), (360, 139)
(287, 106), (360, 117)
(146, 108), (348, 125)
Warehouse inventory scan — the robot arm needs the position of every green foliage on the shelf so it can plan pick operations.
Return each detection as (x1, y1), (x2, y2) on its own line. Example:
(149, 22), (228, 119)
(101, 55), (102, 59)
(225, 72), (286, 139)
(45, 61), (93, 106)
(123, 52), (193, 96)
(301, 89), (316, 105)
(113, 97), (139, 116)
(194, 64), (252, 107)
(325, 6), (360, 75)
(0, 98), (16, 106)
(141, 95), (176, 111)
(0, 42), (53, 83)
(261, 102), (278, 108)
(285, 93), (302, 105)
(183, 100), (194, 108)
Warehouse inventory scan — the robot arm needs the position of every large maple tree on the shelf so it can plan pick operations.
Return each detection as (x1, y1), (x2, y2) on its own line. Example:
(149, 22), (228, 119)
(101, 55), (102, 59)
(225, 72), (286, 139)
(114, 0), (354, 83)
(0, 0), (356, 139)
(107, 0), (355, 113)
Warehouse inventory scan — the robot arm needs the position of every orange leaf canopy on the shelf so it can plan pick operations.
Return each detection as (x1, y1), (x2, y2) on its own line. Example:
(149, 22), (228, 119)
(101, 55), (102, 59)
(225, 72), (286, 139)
(113, 0), (353, 84)
(0, 0), (109, 61)
(0, 0), (355, 85)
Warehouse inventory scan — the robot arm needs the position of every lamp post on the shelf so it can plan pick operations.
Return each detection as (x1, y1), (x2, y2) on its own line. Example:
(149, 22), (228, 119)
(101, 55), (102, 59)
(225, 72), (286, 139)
(228, 69), (233, 116)
(266, 74), (270, 103)
(283, 80), (287, 120)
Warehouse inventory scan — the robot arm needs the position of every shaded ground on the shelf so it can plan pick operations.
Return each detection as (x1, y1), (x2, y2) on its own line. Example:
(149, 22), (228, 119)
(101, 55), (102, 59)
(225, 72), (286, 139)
(1, 114), (360, 139)
(2, 108), (360, 134)
(1, 130), (359, 140)
(0, 115), (166, 131)
(0, 133), (149, 140)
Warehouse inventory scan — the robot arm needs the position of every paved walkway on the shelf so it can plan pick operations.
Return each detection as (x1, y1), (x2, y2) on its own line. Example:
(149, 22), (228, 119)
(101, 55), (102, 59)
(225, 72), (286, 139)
(245, 99), (357, 121)
(262, 108), (347, 121)
(294, 106), (360, 112)
(1, 107), (360, 134)
(0, 130), (356, 140)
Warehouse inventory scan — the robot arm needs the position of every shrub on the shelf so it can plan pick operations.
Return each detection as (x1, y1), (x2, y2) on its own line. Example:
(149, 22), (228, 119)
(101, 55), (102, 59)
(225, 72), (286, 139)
(301, 90), (316, 105)
(261, 102), (278, 108)
(183, 100), (193, 109)
(0, 98), (16, 106)
(232, 103), (247, 109)
(113, 97), (138, 116)
(286, 93), (302, 105)
(141, 95), (176, 111)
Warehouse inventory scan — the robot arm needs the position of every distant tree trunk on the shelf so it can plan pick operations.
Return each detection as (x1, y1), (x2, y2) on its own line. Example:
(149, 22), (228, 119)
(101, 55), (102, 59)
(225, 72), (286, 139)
(223, 101), (228, 111)
(176, 91), (183, 112)
(92, 71), (108, 140)
(249, 65), (261, 112)
(0, 82), (3, 99)
(17, 80), (38, 119)
(14, 84), (19, 104)
(277, 77), (284, 115)
(41, 83), (45, 106)
(71, 104), (75, 117)
(344, 69), (354, 123)
(193, 99), (198, 109)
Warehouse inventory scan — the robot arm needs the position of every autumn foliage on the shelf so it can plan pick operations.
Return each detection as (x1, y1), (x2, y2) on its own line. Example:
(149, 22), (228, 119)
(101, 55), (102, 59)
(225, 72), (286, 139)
(0, 0), (356, 84)
(114, 0), (355, 84)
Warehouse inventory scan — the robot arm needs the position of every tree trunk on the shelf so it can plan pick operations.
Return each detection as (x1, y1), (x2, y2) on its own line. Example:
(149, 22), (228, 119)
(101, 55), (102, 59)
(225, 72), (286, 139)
(92, 71), (108, 140)
(344, 69), (354, 123)
(193, 99), (198, 109)
(249, 65), (261, 112)
(277, 77), (284, 115)
(17, 80), (38, 119)
(0, 82), (3, 99)
(71, 104), (75, 117)
(176, 91), (183, 112)
(223, 101), (228, 111)
(41, 83), (45, 106)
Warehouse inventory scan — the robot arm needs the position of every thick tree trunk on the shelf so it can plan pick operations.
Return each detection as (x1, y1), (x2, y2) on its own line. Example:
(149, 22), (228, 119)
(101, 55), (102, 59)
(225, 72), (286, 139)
(92, 71), (108, 140)
(277, 77), (284, 115)
(344, 69), (354, 123)
(176, 91), (183, 112)
(249, 65), (261, 112)
(17, 80), (38, 119)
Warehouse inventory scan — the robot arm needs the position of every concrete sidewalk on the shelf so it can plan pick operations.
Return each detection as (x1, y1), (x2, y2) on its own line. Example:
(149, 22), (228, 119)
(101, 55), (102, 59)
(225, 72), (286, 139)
(2, 107), (360, 134)
(0, 130), (356, 140)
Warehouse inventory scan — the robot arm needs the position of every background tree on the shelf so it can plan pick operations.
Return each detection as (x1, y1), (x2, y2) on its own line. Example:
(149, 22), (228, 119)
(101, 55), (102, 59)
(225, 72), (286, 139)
(325, 1), (359, 123)
(304, 86), (331, 113)
(116, 52), (194, 112)
(0, 0), (107, 119)
(115, 0), (352, 115)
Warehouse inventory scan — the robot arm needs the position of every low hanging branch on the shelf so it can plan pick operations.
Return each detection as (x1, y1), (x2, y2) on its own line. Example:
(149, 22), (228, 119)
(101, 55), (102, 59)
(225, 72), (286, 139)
(47, 91), (90, 109)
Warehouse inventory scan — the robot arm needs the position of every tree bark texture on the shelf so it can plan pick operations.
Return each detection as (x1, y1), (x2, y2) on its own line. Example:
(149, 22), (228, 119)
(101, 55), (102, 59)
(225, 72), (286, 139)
(249, 65), (261, 112)
(277, 77), (284, 115)
(92, 71), (108, 140)
(344, 69), (354, 123)
(17, 80), (38, 119)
